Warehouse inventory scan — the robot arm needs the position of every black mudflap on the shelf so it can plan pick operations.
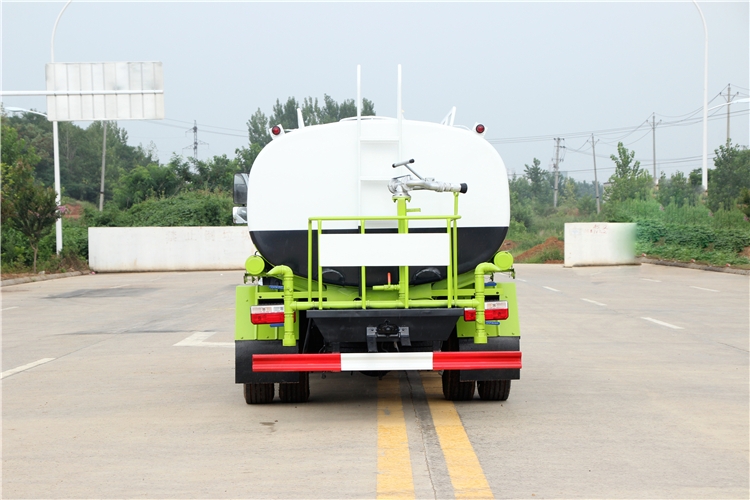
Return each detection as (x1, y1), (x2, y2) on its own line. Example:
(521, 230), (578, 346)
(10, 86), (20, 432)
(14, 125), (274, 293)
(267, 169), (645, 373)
(235, 340), (300, 384)
(458, 336), (520, 382)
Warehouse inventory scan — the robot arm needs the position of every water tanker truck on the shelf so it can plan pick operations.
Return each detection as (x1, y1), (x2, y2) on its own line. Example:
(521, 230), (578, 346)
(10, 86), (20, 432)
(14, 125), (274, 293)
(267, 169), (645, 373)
(233, 68), (522, 404)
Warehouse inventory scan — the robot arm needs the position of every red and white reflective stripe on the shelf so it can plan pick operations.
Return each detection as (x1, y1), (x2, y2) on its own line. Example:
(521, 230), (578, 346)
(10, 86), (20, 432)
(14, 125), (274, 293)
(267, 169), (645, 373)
(252, 351), (522, 372)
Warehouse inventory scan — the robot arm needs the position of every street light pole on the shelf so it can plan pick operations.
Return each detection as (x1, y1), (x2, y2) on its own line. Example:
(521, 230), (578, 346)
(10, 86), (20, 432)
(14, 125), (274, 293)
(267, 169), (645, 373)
(50, 0), (72, 254)
(692, 0), (708, 192)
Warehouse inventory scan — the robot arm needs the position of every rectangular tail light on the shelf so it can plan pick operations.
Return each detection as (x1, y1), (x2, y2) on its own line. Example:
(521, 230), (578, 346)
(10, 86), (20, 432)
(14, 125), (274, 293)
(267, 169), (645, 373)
(251, 305), (295, 325)
(464, 300), (509, 321)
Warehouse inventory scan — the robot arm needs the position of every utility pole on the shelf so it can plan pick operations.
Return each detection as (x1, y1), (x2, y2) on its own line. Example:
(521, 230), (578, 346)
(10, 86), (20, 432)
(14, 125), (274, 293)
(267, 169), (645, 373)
(192, 120), (198, 158)
(591, 134), (600, 214)
(184, 120), (208, 160)
(650, 113), (661, 184)
(724, 83), (739, 145)
(553, 137), (561, 208)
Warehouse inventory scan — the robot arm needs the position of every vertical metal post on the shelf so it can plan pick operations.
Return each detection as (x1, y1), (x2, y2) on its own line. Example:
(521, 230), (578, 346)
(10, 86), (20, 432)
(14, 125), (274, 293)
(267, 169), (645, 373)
(356, 65), (362, 217)
(553, 138), (560, 208)
(360, 217), (366, 309)
(50, 0), (72, 255)
(307, 219), (313, 303)
(98, 121), (107, 211)
(591, 134), (600, 215)
(726, 83), (732, 145)
(652, 114), (657, 183)
(693, 0), (708, 191)
(317, 223), (323, 309)
(396, 196), (408, 309)
(53, 121), (63, 254)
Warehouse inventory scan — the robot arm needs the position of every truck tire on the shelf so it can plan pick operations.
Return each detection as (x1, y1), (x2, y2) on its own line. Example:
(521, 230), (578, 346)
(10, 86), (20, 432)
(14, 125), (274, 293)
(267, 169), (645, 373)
(244, 382), (275, 404)
(477, 380), (511, 401)
(442, 370), (476, 401)
(279, 372), (310, 403)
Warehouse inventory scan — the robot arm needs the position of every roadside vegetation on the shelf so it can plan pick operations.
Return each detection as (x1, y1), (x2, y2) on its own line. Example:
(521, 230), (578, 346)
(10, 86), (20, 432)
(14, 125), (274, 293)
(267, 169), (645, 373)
(507, 142), (750, 268)
(2, 95), (749, 276)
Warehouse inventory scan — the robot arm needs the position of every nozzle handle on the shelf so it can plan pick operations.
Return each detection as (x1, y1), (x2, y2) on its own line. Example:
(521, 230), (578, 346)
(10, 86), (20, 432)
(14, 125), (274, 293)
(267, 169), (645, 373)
(392, 159), (415, 168)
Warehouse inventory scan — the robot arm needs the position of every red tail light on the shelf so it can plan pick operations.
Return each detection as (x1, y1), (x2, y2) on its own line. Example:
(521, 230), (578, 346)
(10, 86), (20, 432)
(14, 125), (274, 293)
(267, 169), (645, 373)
(251, 305), (294, 325)
(464, 300), (509, 321)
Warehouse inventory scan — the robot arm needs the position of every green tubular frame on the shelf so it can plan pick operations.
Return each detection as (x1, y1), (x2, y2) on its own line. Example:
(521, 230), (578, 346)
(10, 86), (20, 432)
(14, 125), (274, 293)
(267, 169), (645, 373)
(241, 193), (517, 347)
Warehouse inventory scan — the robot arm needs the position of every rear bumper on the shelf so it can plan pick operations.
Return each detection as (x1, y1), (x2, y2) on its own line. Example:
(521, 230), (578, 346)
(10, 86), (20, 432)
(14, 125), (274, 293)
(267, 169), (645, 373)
(252, 351), (522, 373)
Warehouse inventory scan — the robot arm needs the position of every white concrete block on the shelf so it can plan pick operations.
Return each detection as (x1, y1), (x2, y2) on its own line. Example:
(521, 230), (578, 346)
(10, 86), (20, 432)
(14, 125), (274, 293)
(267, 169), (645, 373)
(89, 227), (256, 272)
(564, 223), (636, 267)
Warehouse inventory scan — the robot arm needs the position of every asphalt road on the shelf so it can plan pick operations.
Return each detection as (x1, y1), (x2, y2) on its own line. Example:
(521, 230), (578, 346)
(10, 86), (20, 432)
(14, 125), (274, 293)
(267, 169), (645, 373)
(1, 264), (748, 499)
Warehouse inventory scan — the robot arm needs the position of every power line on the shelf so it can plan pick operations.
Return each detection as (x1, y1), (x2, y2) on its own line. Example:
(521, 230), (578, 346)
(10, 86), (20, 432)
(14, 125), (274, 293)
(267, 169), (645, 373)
(488, 107), (748, 145)
(163, 117), (247, 133)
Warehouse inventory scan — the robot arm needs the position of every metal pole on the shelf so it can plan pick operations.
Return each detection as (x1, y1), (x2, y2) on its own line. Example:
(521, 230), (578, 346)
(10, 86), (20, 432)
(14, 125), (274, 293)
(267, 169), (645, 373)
(693, 0), (708, 192)
(591, 134), (600, 214)
(726, 83), (731, 145)
(98, 121), (107, 211)
(553, 138), (560, 208)
(52, 121), (62, 254)
(50, 0), (72, 255)
(652, 114), (657, 183)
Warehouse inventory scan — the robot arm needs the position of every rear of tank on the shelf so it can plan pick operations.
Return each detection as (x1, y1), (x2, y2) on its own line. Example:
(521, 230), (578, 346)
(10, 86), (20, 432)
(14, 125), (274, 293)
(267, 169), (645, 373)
(234, 117), (521, 403)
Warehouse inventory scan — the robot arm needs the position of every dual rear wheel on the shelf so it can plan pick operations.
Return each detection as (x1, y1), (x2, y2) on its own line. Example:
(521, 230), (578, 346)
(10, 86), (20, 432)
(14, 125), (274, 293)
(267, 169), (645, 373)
(442, 370), (511, 401)
(243, 373), (310, 404)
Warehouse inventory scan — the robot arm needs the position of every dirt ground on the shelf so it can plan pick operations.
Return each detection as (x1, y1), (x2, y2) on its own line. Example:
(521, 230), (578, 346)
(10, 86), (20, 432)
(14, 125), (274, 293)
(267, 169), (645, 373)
(514, 237), (564, 263)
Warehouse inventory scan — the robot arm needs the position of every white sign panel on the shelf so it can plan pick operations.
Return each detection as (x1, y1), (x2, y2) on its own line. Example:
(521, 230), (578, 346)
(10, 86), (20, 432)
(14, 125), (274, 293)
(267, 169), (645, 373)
(45, 62), (164, 121)
(318, 233), (450, 267)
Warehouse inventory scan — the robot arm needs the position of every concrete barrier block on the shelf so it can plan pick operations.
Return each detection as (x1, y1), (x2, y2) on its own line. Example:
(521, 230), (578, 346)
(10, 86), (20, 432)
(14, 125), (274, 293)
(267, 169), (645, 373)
(564, 223), (636, 267)
(89, 226), (256, 272)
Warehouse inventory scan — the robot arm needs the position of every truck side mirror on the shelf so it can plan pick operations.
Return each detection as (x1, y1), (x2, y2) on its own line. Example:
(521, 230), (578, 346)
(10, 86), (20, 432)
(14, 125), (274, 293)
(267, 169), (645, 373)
(233, 206), (248, 224)
(233, 173), (249, 206)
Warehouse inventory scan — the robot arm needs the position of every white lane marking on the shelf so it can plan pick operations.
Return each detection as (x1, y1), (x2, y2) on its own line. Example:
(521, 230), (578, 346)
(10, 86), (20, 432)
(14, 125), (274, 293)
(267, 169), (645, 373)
(641, 317), (684, 330)
(543, 286), (560, 292)
(690, 286), (719, 292)
(641, 278), (661, 282)
(109, 284), (129, 289)
(174, 331), (232, 348)
(2, 306), (19, 311)
(1, 358), (55, 379)
(581, 298), (606, 306)
(515, 278), (527, 282)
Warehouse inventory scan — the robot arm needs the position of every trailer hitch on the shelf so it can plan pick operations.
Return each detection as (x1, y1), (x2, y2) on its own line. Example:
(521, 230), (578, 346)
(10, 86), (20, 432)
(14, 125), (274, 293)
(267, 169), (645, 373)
(366, 323), (411, 353)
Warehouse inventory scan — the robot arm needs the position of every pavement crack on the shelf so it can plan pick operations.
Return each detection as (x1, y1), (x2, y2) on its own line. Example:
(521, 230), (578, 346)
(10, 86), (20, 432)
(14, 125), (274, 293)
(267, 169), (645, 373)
(406, 371), (439, 500)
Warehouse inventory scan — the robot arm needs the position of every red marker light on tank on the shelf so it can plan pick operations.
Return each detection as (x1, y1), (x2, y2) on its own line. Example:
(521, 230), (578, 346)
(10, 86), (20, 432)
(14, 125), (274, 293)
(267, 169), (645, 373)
(475, 124), (485, 134)
(271, 126), (281, 136)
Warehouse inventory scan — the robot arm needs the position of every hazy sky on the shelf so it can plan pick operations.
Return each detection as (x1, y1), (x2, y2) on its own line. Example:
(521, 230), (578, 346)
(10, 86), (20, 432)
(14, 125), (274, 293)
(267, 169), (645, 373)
(2, 1), (748, 184)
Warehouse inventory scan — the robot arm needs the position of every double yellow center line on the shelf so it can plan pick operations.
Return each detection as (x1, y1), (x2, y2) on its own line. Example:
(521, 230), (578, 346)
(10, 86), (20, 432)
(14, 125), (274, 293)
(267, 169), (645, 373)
(377, 373), (494, 499)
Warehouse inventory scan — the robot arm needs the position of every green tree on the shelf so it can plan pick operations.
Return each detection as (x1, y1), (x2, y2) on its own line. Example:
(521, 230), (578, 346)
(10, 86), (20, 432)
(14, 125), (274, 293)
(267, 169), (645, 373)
(5, 113), (155, 203)
(522, 158), (554, 212)
(243, 94), (376, 170)
(1, 161), (60, 272)
(707, 143), (750, 212)
(657, 171), (698, 207)
(247, 109), (271, 149)
(604, 142), (652, 203)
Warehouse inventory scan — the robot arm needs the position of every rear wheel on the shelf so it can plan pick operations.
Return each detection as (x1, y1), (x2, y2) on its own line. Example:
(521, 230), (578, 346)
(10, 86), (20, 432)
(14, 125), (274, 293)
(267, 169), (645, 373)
(279, 372), (310, 403)
(243, 382), (275, 404)
(477, 380), (511, 401)
(442, 370), (476, 401)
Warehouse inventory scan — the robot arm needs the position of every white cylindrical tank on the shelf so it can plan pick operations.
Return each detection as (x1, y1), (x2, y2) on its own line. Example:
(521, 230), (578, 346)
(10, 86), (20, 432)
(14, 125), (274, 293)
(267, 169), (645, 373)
(246, 117), (510, 286)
